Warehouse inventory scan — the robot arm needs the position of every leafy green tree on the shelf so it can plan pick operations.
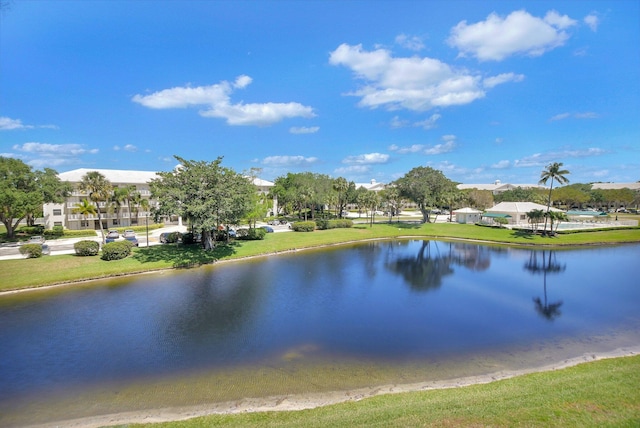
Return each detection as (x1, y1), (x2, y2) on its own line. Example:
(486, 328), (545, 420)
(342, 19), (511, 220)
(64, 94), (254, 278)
(464, 189), (494, 210)
(379, 186), (403, 222)
(494, 187), (546, 204)
(73, 199), (97, 229)
(0, 157), (70, 238)
(539, 162), (570, 233)
(394, 166), (458, 223)
(272, 172), (334, 219)
(79, 171), (113, 243)
(150, 156), (254, 250)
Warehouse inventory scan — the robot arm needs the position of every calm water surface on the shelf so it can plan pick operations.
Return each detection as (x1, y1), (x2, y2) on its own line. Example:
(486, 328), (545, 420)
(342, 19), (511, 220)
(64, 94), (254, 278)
(1, 240), (639, 424)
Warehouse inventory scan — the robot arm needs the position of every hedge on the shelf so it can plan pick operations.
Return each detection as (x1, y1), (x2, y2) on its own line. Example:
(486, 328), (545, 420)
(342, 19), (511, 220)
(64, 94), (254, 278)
(101, 240), (133, 261)
(74, 240), (100, 256)
(19, 243), (43, 258)
(236, 228), (266, 240)
(315, 219), (354, 230)
(291, 221), (316, 232)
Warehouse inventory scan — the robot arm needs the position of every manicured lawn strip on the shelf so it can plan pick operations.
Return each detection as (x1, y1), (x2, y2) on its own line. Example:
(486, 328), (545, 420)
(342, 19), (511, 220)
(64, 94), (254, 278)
(129, 355), (640, 428)
(2, 223), (639, 292)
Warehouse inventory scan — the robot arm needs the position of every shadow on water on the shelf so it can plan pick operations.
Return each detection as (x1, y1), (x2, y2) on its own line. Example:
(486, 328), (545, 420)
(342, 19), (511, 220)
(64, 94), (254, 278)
(132, 242), (238, 268)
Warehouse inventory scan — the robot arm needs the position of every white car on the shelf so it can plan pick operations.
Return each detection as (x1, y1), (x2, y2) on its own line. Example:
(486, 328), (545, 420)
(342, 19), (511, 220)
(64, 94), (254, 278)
(123, 229), (136, 238)
(27, 235), (45, 244)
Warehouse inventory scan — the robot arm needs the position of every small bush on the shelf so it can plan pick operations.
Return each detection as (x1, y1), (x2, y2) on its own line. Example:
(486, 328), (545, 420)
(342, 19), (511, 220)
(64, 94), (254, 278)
(292, 221), (316, 232)
(236, 228), (266, 240)
(181, 232), (198, 245)
(19, 243), (43, 258)
(316, 219), (354, 230)
(74, 240), (100, 256)
(162, 231), (182, 243)
(19, 225), (44, 235)
(101, 240), (133, 261)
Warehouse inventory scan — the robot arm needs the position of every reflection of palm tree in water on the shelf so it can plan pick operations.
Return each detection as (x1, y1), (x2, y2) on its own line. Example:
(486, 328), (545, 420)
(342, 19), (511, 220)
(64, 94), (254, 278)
(524, 250), (565, 321)
(385, 240), (453, 291)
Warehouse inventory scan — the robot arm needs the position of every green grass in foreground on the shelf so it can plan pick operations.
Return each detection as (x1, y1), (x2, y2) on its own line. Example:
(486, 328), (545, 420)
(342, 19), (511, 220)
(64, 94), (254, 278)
(128, 355), (640, 428)
(1, 222), (639, 292)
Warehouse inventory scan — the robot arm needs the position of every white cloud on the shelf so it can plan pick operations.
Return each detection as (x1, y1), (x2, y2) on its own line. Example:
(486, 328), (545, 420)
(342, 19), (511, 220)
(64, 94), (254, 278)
(262, 155), (319, 167)
(389, 135), (456, 155)
(491, 160), (511, 169)
(483, 73), (525, 88)
(550, 112), (599, 121)
(132, 76), (315, 126)
(342, 153), (389, 165)
(584, 14), (599, 32)
(0, 116), (58, 131)
(11, 142), (99, 168)
(414, 113), (441, 129)
(289, 126), (320, 134)
(514, 147), (607, 167)
(395, 34), (425, 51)
(329, 43), (488, 111)
(334, 165), (371, 174)
(448, 10), (577, 61)
(114, 144), (138, 152)
(0, 116), (31, 130)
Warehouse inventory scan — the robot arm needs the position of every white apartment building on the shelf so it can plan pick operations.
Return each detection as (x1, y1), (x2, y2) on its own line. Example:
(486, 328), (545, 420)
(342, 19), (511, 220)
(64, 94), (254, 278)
(43, 168), (276, 231)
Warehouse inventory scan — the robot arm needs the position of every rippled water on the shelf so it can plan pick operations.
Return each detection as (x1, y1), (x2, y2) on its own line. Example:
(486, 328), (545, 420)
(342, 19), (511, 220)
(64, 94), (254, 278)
(1, 240), (639, 425)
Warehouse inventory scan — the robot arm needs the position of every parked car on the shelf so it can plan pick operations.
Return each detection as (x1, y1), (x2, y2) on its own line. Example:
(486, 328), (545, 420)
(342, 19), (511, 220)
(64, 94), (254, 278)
(261, 225), (274, 233)
(41, 244), (51, 255)
(27, 235), (45, 244)
(107, 230), (119, 239)
(123, 229), (136, 238)
(124, 235), (139, 246)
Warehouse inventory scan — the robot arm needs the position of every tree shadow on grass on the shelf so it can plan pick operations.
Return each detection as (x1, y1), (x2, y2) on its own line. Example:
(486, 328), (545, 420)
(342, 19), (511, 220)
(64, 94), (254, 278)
(133, 243), (239, 268)
(511, 229), (535, 240)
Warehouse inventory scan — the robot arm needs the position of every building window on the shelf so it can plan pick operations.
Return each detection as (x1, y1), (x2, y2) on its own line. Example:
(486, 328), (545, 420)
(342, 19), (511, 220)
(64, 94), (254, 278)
(54, 221), (63, 227)
(113, 219), (119, 225)
(81, 220), (89, 228)
(53, 209), (62, 216)
(520, 215), (526, 220)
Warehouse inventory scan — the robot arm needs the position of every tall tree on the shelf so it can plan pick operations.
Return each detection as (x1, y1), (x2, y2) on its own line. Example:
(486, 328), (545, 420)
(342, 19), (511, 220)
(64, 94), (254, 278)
(78, 171), (113, 243)
(333, 177), (349, 218)
(150, 156), (254, 250)
(539, 162), (570, 233)
(0, 157), (70, 238)
(394, 166), (458, 223)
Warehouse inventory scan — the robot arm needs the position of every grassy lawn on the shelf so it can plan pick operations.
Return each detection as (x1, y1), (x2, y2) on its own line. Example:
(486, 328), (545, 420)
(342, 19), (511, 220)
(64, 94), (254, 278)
(127, 355), (640, 427)
(2, 222), (640, 292)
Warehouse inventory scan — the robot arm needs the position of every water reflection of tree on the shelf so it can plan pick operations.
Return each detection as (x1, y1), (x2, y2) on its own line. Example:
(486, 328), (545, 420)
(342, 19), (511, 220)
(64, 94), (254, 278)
(524, 250), (565, 321)
(385, 240), (454, 291)
(448, 243), (492, 271)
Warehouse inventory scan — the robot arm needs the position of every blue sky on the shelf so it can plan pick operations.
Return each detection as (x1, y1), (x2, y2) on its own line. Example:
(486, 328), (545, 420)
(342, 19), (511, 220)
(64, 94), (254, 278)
(1, 0), (638, 185)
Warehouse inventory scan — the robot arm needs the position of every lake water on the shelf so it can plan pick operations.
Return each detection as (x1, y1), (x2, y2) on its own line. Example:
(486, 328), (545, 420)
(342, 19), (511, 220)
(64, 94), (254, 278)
(1, 240), (639, 425)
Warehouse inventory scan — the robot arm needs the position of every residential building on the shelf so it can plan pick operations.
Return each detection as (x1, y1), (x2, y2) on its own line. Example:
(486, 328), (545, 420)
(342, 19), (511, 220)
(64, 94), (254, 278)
(457, 180), (546, 194)
(43, 168), (275, 231)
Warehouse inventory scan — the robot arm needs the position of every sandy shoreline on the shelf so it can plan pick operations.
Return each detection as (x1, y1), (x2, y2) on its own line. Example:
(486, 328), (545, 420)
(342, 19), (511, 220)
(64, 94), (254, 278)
(23, 346), (639, 428)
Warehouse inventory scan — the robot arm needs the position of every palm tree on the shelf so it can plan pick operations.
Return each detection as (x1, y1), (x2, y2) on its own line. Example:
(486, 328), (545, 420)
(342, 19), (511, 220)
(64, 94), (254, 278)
(72, 199), (97, 229)
(539, 162), (570, 234)
(333, 177), (349, 218)
(110, 186), (130, 227)
(78, 171), (113, 243)
(526, 209), (545, 233)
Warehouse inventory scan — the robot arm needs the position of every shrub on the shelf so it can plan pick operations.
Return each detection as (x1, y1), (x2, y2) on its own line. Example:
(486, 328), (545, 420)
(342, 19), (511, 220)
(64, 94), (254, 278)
(181, 232), (198, 245)
(315, 219), (354, 230)
(162, 231), (182, 243)
(19, 243), (43, 258)
(236, 228), (266, 240)
(44, 226), (65, 239)
(291, 221), (316, 232)
(19, 225), (44, 235)
(101, 240), (133, 261)
(74, 240), (100, 256)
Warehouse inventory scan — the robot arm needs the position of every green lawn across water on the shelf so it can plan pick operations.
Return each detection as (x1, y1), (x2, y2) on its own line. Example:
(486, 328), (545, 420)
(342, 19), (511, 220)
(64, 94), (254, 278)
(1, 222), (640, 292)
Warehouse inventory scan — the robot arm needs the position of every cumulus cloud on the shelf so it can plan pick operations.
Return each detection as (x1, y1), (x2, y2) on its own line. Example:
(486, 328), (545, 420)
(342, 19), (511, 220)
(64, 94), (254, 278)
(0, 116), (58, 131)
(261, 155), (319, 167)
(514, 147), (607, 167)
(388, 143), (424, 154)
(415, 113), (442, 130)
(11, 142), (99, 167)
(584, 13), (599, 31)
(329, 43), (522, 112)
(289, 126), (320, 134)
(334, 165), (371, 174)
(342, 152), (389, 165)
(448, 9), (577, 61)
(132, 75), (315, 126)
(395, 34), (425, 51)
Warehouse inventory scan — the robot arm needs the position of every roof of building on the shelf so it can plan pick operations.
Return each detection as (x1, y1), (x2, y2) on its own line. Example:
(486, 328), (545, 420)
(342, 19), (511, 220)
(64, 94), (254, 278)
(486, 202), (563, 214)
(58, 168), (160, 184)
(591, 182), (640, 190)
(457, 180), (545, 192)
(453, 207), (482, 214)
(355, 179), (386, 191)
